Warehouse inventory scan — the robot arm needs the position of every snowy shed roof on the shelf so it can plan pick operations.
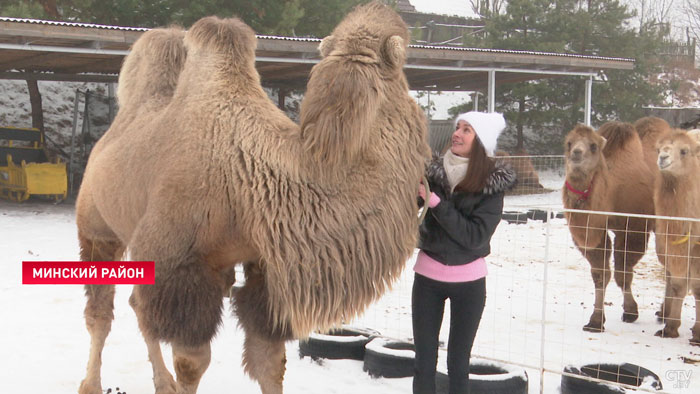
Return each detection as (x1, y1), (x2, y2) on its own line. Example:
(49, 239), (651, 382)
(0, 16), (634, 91)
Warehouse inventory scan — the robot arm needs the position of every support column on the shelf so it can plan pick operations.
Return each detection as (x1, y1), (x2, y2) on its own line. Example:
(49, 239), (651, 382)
(584, 76), (592, 126)
(487, 70), (495, 113)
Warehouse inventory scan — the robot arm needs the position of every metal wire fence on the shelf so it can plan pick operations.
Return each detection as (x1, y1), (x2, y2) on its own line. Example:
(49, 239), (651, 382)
(345, 156), (699, 394)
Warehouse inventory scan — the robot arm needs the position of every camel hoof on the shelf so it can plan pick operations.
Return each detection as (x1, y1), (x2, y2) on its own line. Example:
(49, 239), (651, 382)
(655, 328), (679, 338)
(583, 324), (604, 333)
(655, 309), (666, 323)
(622, 311), (638, 323)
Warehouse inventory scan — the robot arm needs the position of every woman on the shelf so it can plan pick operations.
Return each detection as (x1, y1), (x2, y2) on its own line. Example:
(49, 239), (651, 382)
(413, 111), (516, 394)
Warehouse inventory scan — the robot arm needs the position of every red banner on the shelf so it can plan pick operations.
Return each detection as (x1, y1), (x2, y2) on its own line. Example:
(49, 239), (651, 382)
(22, 261), (155, 285)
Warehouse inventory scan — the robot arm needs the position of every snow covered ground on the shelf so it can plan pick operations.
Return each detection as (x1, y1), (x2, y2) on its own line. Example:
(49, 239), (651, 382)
(2, 174), (700, 393)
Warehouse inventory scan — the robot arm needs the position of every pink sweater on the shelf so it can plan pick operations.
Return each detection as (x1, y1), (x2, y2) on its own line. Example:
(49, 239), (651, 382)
(413, 250), (487, 283)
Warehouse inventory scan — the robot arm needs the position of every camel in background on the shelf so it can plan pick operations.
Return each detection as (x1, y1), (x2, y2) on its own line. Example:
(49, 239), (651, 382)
(562, 122), (656, 332)
(653, 130), (700, 345)
(76, 3), (430, 394)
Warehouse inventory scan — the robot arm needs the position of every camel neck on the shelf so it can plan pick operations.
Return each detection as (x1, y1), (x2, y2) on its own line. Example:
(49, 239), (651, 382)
(566, 174), (594, 198)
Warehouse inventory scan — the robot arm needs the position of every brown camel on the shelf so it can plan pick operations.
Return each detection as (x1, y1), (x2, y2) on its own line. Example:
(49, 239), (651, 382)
(495, 149), (543, 193)
(75, 3), (430, 394)
(653, 130), (700, 345)
(562, 122), (656, 332)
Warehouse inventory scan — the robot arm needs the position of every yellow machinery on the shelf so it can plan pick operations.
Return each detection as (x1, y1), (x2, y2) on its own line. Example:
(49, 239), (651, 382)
(0, 126), (67, 202)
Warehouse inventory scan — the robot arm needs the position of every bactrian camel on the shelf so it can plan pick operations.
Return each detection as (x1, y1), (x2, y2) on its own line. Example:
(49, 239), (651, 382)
(562, 122), (656, 332)
(75, 3), (430, 394)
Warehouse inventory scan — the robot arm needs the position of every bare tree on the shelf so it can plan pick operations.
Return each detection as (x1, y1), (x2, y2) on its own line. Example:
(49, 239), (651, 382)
(628, 0), (676, 31)
(682, 0), (700, 64)
(469, 0), (505, 17)
(683, 0), (700, 39)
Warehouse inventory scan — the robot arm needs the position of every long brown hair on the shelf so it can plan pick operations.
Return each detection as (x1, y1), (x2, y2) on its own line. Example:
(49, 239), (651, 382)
(454, 136), (495, 193)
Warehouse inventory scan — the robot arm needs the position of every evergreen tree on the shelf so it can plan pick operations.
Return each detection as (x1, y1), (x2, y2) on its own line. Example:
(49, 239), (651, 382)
(456, 0), (668, 154)
(1, 0), (372, 38)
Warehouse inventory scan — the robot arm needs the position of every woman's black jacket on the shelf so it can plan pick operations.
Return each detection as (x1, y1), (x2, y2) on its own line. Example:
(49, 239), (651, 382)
(418, 155), (517, 266)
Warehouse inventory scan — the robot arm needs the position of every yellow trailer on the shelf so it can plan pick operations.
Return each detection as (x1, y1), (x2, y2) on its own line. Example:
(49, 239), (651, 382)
(0, 127), (67, 202)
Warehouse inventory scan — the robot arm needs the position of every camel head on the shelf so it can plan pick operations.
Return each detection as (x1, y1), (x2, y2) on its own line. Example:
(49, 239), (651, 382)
(300, 1), (411, 167)
(117, 27), (186, 111)
(656, 130), (700, 177)
(564, 124), (607, 178)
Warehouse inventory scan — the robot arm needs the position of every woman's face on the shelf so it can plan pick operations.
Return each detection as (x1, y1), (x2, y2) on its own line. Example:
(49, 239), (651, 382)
(450, 120), (475, 157)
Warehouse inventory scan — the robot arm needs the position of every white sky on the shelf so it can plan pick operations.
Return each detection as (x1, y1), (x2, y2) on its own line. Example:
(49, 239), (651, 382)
(408, 0), (476, 18)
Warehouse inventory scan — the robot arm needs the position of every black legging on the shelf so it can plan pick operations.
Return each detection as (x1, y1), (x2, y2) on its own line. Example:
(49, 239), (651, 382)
(412, 273), (486, 394)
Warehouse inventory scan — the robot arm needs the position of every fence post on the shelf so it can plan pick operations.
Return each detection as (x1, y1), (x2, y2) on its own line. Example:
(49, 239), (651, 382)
(539, 209), (553, 394)
(68, 89), (81, 196)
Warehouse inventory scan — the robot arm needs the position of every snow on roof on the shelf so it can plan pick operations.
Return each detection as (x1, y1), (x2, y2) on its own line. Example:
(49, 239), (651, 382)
(0, 16), (149, 31)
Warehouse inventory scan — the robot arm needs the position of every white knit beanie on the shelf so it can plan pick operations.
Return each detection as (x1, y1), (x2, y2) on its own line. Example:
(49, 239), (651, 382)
(454, 112), (506, 156)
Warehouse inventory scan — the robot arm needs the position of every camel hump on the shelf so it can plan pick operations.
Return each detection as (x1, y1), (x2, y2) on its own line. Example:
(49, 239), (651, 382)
(598, 121), (639, 157)
(117, 26), (186, 110)
(634, 116), (671, 149)
(184, 16), (257, 60)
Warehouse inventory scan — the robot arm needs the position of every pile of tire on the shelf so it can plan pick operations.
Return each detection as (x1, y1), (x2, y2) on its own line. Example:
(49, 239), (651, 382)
(561, 363), (663, 393)
(501, 209), (564, 225)
(299, 327), (529, 393)
(299, 326), (380, 361)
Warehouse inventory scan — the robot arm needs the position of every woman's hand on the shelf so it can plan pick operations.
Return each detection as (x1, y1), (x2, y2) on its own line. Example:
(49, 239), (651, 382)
(418, 182), (440, 208)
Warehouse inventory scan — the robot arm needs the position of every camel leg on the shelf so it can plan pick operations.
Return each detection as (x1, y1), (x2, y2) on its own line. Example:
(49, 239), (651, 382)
(129, 290), (178, 394)
(242, 330), (286, 394)
(656, 271), (672, 323)
(127, 210), (225, 394)
(232, 262), (292, 394)
(78, 235), (124, 394)
(612, 228), (647, 323)
(171, 342), (212, 394)
(655, 274), (687, 339)
(691, 290), (700, 346)
(581, 234), (612, 332)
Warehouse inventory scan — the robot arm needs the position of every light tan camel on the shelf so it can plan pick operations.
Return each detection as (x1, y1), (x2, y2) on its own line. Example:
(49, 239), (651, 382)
(562, 122), (656, 332)
(653, 130), (700, 345)
(75, 3), (430, 394)
(686, 128), (700, 144)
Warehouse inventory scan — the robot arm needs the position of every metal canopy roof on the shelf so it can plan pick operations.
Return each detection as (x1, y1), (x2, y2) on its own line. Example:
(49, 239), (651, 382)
(0, 17), (634, 91)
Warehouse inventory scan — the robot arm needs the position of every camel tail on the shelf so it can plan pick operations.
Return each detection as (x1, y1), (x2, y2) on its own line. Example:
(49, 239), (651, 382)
(598, 121), (638, 157)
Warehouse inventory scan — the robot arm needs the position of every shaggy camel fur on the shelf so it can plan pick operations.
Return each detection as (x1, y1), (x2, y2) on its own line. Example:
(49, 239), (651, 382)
(75, 3), (430, 394)
(653, 130), (700, 345)
(562, 122), (656, 332)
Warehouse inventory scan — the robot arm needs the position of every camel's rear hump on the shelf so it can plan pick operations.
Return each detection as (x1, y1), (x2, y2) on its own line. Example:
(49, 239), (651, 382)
(598, 121), (640, 159)
(184, 16), (256, 59)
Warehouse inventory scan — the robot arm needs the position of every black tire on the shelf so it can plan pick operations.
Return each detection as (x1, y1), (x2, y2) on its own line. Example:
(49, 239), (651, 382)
(298, 326), (380, 361)
(527, 209), (550, 222)
(435, 358), (528, 394)
(561, 363), (663, 393)
(363, 337), (416, 378)
(502, 211), (528, 225)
